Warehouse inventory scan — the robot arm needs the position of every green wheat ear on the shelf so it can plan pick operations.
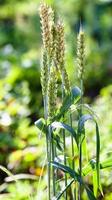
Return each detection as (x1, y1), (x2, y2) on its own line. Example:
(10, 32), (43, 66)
(48, 66), (57, 122)
(41, 49), (49, 97)
(77, 26), (85, 80)
(55, 20), (70, 93)
(39, 2), (54, 58)
(39, 2), (56, 98)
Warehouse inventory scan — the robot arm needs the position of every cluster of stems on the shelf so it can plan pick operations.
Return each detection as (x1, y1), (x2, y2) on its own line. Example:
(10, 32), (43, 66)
(38, 3), (97, 200)
(39, 2), (71, 200)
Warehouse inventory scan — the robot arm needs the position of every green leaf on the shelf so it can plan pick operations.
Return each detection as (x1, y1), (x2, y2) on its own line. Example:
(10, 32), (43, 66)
(51, 121), (78, 145)
(78, 114), (100, 197)
(100, 156), (112, 169)
(85, 185), (96, 200)
(53, 179), (74, 200)
(53, 134), (63, 152)
(55, 86), (81, 120)
(52, 162), (96, 200)
(84, 159), (99, 197)
(51, 161), (82, 182)
(82, 159), (96, 176)
(83, 155), (112, 177)
(35, 118), (46, 134)
(93, 168), (98, 197)
(78, 114), (93, 133)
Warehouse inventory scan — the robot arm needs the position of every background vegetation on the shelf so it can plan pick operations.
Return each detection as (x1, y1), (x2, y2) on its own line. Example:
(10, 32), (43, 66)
(0, 0), (112, 199)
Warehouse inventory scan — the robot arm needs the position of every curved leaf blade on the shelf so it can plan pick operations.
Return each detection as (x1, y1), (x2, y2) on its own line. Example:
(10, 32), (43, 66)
(100, 156), (112, 169)
(53, 179), (74, 200)
(78, 114), (93, 133)
(52, 162), (96, 200)
(78, 114), (100, 197)
(51, 161), (81, 182)
(82, 155), (112, 177)
(55, 86), (81, 120)
(35, 118), (46, 134)
(51, 121), (78, 145)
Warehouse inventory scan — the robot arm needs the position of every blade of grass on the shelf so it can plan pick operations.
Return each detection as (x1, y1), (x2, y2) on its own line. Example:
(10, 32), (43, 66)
(55, 87), (81, 120)
(51, 162), (96, 200)
(53, 179), (74, 200)
(61, 73), (67, 200)
(51, 121), (78, 145)
(78, 114), (100, 197)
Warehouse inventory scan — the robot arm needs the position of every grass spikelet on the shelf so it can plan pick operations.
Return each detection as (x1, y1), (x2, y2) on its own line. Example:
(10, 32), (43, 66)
(77, 26), (85, 80)
(41, 50), (49, 97)
(48, 66), (57, 122)
(55, 20), (70, 93)
(39, 2), (54, 58)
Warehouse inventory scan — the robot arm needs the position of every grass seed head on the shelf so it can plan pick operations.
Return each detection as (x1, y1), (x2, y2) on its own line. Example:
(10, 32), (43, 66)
(39, 2), (54, 58)
(77, 26), (85, 80)
(48, 66), (57, 122)
(55, 20), (70, 93)
(41, 49), (49, 97)
(55, 20), (65, 66)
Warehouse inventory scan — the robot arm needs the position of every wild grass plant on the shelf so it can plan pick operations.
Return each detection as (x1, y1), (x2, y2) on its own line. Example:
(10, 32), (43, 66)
(35, 2), (112, 200)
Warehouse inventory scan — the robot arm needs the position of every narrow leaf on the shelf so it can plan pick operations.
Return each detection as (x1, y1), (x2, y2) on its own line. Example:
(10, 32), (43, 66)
(85, 185), (96, 200)
(55, 86), (81, 120)
(93, 169), (98, 197)
(83, 155), (112, 177)
(100, 156), (112, 169)
(82, 159), (96, 176)
(51, 161), (81, 183)
(52, 162), (96, 200)
(78, 114), (100, 197)
(35, 118), (46, 133)
(53, 179), (74, 200)
(78, 114), (93, 133)
(51, 121), (78, 145)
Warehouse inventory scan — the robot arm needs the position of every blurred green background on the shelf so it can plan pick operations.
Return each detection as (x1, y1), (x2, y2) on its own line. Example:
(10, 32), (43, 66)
(0, 0), (112, 199)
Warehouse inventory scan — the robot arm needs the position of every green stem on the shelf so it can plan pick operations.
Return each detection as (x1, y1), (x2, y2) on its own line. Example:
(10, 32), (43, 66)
(63, 129), (67, 199)
(52, 136), (56, 196)
(70, 114), (74, 170)
(62, 73), (67, 200)
(69, 112), (76, 199)
(79, 79), (83, 200)
(44, 97), (50, 200)
(48, 125), (52, 199)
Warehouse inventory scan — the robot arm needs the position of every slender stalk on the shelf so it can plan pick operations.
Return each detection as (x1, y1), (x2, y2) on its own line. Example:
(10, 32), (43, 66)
(79, 79), (83, 200)
(52, 136), (56, 196)
(44, 97), (51, 200)
(69, 112), (76, 199)
(63, 129), (67, 199)
(49, 61), (57, 198)
(46, 135), (51, 200)
(70, 114), (74, 170)
(48, 125), (52, 199)
(62, 74), (67, 200)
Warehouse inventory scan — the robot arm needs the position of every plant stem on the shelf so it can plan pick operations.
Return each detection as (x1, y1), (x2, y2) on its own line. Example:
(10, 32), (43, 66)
(79, 79), (83, 200)
(62, 73), (67, 200)
(47, 136), (51, 200)
(70, 114), (74, 170)
(69, 112), (76, 199)
(52, 135), (56, 196)
(44, 97), (51, 200)
(63, 129), (67, 199)
(48, 125), (52, 200)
